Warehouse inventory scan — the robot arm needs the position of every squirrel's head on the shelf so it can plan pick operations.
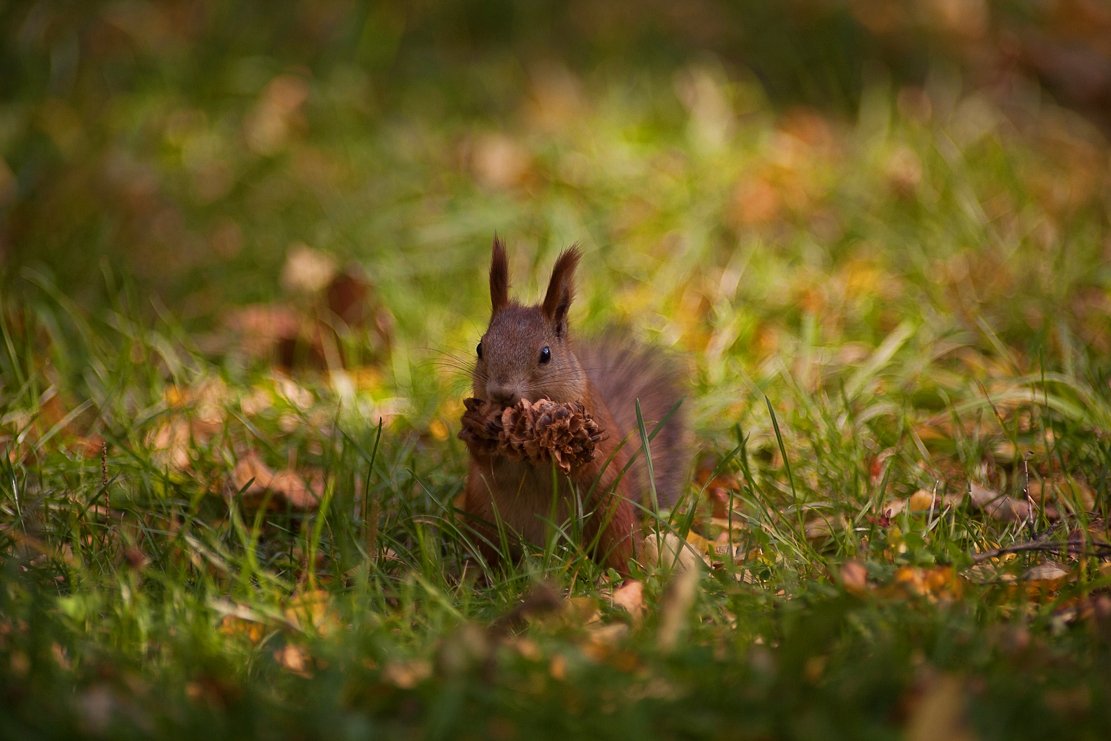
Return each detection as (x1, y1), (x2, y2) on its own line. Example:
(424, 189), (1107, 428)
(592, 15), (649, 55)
(473, 237), (588, 407)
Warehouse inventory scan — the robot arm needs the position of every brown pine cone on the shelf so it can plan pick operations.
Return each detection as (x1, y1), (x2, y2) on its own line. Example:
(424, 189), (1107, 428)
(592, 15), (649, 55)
(457, 397), (603, 473)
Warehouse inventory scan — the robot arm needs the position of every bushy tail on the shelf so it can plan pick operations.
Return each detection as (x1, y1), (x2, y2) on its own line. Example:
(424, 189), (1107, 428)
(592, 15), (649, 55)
(577, 334), (690, 509)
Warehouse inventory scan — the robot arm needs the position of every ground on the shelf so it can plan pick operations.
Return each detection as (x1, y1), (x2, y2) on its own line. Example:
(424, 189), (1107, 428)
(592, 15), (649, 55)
(2, 2), (1110, 738)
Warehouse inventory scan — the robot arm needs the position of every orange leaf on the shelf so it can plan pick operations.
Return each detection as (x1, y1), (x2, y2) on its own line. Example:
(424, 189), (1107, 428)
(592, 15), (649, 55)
(891, 566), (964, 601)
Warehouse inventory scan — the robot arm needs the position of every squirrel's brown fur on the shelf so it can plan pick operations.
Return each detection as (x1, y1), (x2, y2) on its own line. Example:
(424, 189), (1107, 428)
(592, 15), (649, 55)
(460, 237), (689, 574)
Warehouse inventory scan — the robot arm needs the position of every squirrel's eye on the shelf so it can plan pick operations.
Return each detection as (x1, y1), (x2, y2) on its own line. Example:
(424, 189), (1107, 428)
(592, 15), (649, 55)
(476, 341), (483, 360)
(539, 346), (551, 364)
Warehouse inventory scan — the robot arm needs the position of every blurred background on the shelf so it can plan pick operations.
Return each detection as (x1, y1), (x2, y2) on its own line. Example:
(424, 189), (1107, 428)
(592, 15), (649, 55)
(1, 0), (1109, 360)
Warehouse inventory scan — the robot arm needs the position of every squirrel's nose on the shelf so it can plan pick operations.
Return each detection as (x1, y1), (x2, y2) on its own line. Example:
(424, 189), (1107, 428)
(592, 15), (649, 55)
(487, 384), (520, 408)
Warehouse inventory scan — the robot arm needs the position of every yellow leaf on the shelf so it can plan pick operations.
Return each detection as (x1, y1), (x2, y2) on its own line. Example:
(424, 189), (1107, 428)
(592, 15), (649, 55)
(908, 490), (935, 512)
(217, 614), (265, 644)
(684, 530), (716, 557)
(891, 566), (964, 601)
(567, 596), (601, 626)
(284, 589), (338, 635)
(428, 419), (449, 442)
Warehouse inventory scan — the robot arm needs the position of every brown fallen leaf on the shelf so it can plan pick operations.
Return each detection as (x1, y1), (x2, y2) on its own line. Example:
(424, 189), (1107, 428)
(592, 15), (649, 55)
(968, 482), (1033, 522)
(804, 514), (846, 541)
(211, 255), (394, 370)
(1022, 561), (1070, 585)
(148, 378), (230, 471)
(883, 490), (964, 518)
(229, 451), (321, 510)
(1028, 476), (1097, 514)
(840, 559), (869, 595)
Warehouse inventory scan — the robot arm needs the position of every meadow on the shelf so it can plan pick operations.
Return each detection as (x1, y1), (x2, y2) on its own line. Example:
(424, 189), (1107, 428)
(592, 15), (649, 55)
(2, 2), (1110, 738)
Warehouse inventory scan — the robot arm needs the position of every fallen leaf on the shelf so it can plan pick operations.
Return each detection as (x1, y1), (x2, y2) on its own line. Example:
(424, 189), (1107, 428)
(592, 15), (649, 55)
(1053, 593), (1111, 629)
(217, 614), (266, 644)
(583, 624), (630, 658)
(1021, 561), (1069, 584)
(804, 514), (845, 541)
(380, 659), (432, 689)
(427, 419), (450, 442)
(217, 303), (307, 365)
(229, 451), (322, 510)
(640, 532), (707, 573)
(611, 580), (645, 624)
(284, 589), (338, 635)
(840, 560), (869, 595)
(281, 243), (337, 294)
(1028, 476), (1097, 514)
(274, 643), (312, 678)
(567, 596), (602, 626)
(657, 561), (700, 653)
(148, 418), (194, 472)
(968, 482), (1032, 522)
(148, 378), (230, 471)
(683, 530), (717, 558)
(890, 566), (964, 601)
(884, 491), (964, 517)
(548, 653), (567, 681)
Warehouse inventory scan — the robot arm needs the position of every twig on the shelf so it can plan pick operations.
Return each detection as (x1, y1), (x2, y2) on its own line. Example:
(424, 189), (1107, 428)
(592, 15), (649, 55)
(971, 539), (1111, 564)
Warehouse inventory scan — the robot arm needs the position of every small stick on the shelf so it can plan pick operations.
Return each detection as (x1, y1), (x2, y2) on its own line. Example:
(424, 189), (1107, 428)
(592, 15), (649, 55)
(971, 540), (1111, 564)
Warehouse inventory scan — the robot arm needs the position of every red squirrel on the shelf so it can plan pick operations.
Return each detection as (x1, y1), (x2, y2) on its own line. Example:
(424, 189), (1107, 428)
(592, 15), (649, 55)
(460, 238), (689, 573)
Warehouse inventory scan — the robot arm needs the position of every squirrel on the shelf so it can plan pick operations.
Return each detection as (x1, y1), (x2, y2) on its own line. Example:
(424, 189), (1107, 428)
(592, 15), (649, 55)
(459, 237), (689, 574)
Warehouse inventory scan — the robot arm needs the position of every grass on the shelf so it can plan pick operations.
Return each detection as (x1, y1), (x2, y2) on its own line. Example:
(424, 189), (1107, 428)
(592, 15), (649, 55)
(3, 3), (1111, 739)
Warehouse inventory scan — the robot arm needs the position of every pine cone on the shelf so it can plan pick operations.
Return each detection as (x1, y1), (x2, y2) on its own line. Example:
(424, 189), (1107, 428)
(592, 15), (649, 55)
(458, 397), (603, 473)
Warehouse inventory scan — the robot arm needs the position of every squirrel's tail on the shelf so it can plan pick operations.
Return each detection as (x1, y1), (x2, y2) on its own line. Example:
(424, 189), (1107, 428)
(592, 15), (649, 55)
(577, 334), (691, 510)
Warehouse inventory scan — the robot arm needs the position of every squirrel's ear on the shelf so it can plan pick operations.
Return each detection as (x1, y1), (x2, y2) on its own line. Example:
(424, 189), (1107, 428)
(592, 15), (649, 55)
(490, 236), (509, 313)
(542, 245), (581, 338)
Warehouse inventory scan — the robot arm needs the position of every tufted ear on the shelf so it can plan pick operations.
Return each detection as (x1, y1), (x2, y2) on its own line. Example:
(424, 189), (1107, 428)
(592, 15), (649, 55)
(489, 236), (509, 313)
(541, 246), (581, 338)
